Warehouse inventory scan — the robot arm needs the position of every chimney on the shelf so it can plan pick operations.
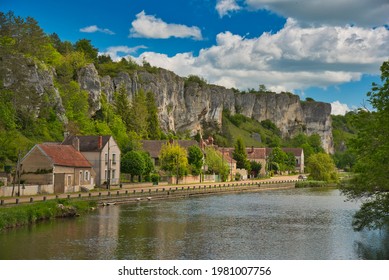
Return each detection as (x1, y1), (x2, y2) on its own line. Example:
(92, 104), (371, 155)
(72, 136), (80, 151)
(98, 135), (103, 150)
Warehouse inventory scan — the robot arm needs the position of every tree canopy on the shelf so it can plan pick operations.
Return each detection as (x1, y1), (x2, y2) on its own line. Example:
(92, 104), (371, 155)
(159, 142), (188, 184)
(341, 60), (389, 231)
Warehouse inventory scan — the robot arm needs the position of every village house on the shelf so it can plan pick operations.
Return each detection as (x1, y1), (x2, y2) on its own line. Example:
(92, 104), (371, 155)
(221, 146), (305, 176)
(20, 143), (95, 193)
(248, 147), (304, 174)
(62, 135), (121, 187)
(141, 139), (199, 166)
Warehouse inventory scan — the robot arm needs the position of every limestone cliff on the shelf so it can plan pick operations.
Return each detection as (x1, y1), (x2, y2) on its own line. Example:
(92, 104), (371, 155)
(77, 64), (334, 153)
(1, 57), (333, 153)
(0, 54), (67, 124)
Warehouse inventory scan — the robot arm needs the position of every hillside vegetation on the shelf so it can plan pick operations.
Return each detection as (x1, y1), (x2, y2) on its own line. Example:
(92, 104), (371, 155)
(1, 11), (341, 170)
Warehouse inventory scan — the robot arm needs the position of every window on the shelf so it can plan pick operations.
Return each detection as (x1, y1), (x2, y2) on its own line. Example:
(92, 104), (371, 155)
(79, 171), (83, 184)
(104, 169), (108, 180)
(112, 169), (116, 179)
(84, 171), (90, 181)
(67, 175), (72, 186)
(105, 153), (108, 165)
(112, 153), (116, 164)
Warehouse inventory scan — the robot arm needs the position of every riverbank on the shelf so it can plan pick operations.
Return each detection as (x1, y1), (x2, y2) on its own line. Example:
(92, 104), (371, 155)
(0, 199), (97, 231)
(0, 178), (299, 231)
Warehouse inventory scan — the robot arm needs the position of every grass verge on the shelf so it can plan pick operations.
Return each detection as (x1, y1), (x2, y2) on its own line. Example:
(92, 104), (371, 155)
(0, 199), (97, 231)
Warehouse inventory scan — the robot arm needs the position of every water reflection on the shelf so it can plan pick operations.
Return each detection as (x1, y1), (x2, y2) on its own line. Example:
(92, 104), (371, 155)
(0, 188), (388, 259)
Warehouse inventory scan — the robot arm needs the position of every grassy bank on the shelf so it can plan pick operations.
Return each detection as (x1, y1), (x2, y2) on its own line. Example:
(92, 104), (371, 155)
(0, 199), (97, 231)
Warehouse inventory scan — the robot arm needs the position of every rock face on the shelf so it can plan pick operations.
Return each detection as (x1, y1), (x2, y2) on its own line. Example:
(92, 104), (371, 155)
(0, 54), (67, 124)
(1, 57), (334, 153)
(79, 65), (333, 153)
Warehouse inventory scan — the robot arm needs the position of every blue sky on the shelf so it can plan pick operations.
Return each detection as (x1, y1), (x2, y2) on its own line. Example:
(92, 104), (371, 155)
(2, 0), (389, 115)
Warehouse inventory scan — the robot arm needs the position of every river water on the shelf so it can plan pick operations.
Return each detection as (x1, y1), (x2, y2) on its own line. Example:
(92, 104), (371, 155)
(0, 188), (388, 260)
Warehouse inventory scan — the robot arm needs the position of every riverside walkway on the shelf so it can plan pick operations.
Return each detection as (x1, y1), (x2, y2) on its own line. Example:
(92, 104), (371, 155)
(0, 175), (301, 207)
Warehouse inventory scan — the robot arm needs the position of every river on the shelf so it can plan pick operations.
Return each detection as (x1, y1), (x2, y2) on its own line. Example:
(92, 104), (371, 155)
(0, 188), (388, 259)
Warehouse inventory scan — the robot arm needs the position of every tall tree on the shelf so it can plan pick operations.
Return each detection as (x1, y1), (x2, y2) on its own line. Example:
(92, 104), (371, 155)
(74, 39), (98, 63)
(129, 89), (148, 138)
(188, 145), (204, 176)
(342, 60), (389, 231)
(204, 147), (230, 182)
(159, 142), (188, 184)
(306, 153), (338, 182)
(146, 91), (161, 139)
(232, 138), (248, 169)
(121, 151), (145, 182)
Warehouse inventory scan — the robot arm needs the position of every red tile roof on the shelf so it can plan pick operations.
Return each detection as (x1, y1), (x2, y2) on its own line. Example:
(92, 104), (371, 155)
(38, 144), (92, 168)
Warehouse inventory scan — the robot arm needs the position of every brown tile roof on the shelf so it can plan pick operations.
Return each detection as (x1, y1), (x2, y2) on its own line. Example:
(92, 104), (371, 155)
(246, 147), (267, 160)
(38, 144), (92, 168)
(62, 135), (111, 152)
(141, 140), (199, 158)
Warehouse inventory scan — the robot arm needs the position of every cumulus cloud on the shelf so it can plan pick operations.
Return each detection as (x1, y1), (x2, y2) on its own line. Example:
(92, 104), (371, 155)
(80, 25), (115, 35)
(331, 101), (351, 115)
(127, 19), (389, 92)
(100, 46), (148, 61)
(245, 0), (389, 27)
(129, 11), (203, 40)
(216, 0), (242, 17)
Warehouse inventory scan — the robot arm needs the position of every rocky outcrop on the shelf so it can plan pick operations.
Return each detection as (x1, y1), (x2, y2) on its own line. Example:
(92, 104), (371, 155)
(90, 65), (334, 153)
(77, 64), (102, 114)
(1, 56), (334, 153)
(0, 54), (67, 123)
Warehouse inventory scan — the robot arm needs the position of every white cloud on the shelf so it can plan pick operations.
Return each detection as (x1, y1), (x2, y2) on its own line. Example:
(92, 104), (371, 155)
(127, 19), (389, 93)
(101, 45), (148, 61)
(245, 0), (389, 27)
(80, 25), (115, 35)
(331, 101), (351, 115)
(129, 11), (203, 40)
(216, 0), (242, 17)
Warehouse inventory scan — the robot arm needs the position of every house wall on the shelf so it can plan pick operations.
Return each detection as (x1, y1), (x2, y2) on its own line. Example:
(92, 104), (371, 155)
(99, 138), (121, 186)
(0, 184), (54, 197)
(54, 166), (95, 192)
(21, 146), (53, 173)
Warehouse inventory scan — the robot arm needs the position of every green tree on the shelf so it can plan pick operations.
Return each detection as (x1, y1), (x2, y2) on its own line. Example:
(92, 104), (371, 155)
(159, 142), (188, 184)
(204, 147), (230, 181)
(121, 151), (145, 182)
(285, 152), (297, 172)
(232, 138), (248, 169)
(146, 91), (161, 139)
(341, 60), (389, 231)
(113, 85), (131, 129)
(268, 147), (287, 173)
(140, 152), (154, 181)
(74, 39), (98, 63)
(129, 89), (148, 138)
(188, 145), (204, 176)
(250, 160), (262, 178)
(306, 153), (338, 182)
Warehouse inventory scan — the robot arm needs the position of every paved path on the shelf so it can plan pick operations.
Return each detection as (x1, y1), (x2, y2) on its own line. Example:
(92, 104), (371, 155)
(1, 175), (301, 206)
